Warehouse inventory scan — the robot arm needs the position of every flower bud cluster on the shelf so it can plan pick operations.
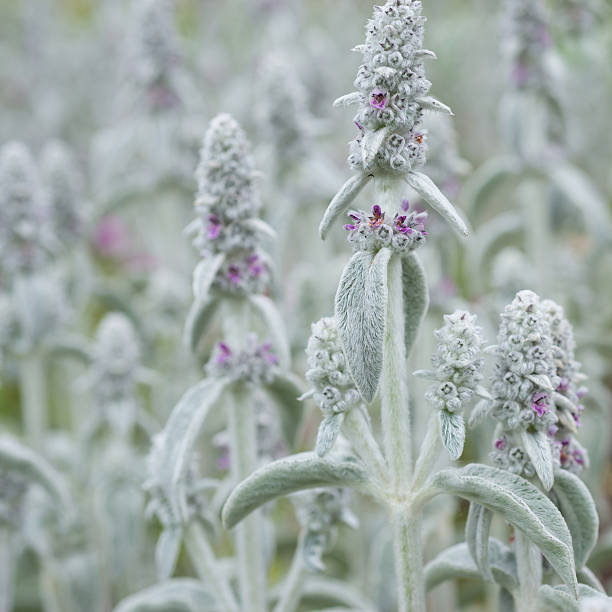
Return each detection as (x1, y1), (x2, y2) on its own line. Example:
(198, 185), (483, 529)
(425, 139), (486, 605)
(501, 0), (554, 93)
(490, 290), (559, 433)
(305, 318), (362, 418)
(191, 114), (270, 296)
(345, 0), (442, 174)
(293, 487), (357, 571)
(344, 203), (427, 254)
(206, 335), (278, 386)
(542, 299), (589, 474)
(40, 140), (83, 248)
(0, 142), (55, 280)
(90, 313), (142, 405)
(491, 434), (536, 478)
(133, 0), (181, 110)
(423, 311), (485, 414)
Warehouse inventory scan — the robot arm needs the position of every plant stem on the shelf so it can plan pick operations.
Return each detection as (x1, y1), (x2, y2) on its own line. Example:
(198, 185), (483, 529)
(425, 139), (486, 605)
(0, 529), (13, 612)
(185, 521), (239, 612)
(273, 532), (306, 612)
(411, 412), (441, 494)
(18, 349), (46, 449)
(380, 252), (412, 493)
(229, 380), (267, 612)
(342, 407), (388, 489)
(222, 298), (267, 612)
(391, 507), (425, 612)
(514, 530), (542, 612)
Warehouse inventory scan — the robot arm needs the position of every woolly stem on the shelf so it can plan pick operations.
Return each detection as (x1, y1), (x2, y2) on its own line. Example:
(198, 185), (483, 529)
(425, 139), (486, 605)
(18, 349), (46, 449)
(342, 407), (388, 489)
(411, 412), (442, 493)
(184, 521), (239, 612)
(380, 251), (412, 493)
(272, 532), (306, 612)
(0, 529), (13, 612)
(228, 383), (267, 612)
(514, 530), (542, 612)
(391, 507), (425, 612)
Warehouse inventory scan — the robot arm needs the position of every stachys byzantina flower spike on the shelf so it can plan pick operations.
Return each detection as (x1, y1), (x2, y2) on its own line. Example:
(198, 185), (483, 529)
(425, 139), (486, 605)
(305, 317), (366, 457)
(416, 311), (485, 460)
(188, 113), (271, 297)
(320, 0), (468, 240)
(0, 141), (56, 281)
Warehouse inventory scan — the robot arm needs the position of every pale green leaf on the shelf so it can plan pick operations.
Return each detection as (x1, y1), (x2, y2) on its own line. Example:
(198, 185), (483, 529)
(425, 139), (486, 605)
(335, 249), (392, 402)
(521, 430), (554, 491)
(439, 410), (465, 461)
(183, 295), (220, 352)
(432, 464), (577, 595)
(401, 252), (429, 358)
(466, 503), (494, 581)
(155, 527), (182, 581)
(249, 294), (291, 369)
(404, 171), (468, 237)
(362, 126), (389, 167)
(113, 579), (216, 612)
(319, 173), (373, 240)
(222, 453), (368, 529)
(264, 372), (305, 448)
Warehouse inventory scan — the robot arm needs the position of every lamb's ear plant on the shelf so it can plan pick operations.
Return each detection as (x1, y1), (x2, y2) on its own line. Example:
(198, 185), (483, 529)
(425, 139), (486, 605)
(119, 113), (301, 612)
(221, 3), (605, 611)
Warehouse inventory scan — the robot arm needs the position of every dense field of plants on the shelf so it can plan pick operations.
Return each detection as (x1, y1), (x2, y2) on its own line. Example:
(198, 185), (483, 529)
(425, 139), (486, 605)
(1, 1), (612, 610)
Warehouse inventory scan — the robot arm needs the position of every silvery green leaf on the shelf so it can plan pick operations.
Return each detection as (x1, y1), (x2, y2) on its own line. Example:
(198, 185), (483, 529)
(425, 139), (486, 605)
(0, 434), (71, 511)
(526, 374), (555, 391)
(222, 452), (368, 529)
(577, 567), (605, 593)
(415, 49), (437, 59)
(552, 392), (578, 414)
(192, 254), (224, 301)
(416, 97), (453, 115)
(499, 588), (515, 612)
(461, 155), (521, 222)
(466, 503), (494, 581)
(537, 584), (611, 612)
(424, 540), (517, 593)
(335, 248), (391, 402)
(246, 218), (277, 240)
(432, 464), (577, 595)
(404, 171), (468, 237)
(155, 527), (182, 581)
(552, 469), (599, 570)
(184, 295), (220, 352)
(520, 430), (554, 491)
(412, 369), (437, 380)
(438, 410), (465, 461)
(301, 576), (378, 611)
(468, 399), (492, 429)
(401, 252), (429, 358)
(249, 294), (290, 369)
(557, 407), (579, 434)
(362, 126), (389, 167)
(113, 579), (216, 612)
(319, 173), (373, 240)
(264, 372), (305, 448)
(548, 162), (611, 239)
(316, 413), (345, 457)
(303, 529), (328, 571)
(474, 386), (493, 400)
(333, 92), (363, 108)
(155, 378), (229, 520)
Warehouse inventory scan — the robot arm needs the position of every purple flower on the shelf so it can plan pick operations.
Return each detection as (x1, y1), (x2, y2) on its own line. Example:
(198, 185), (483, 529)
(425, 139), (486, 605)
(257, 342), (278, 365)
(495, 438), (507, 450)
(573, 450), (584, 465)
(227, 264), (241, 284)
(512, 61), (529, 87)
(547, 424), (559, 437)
(401, 199), (411, 211)
(247, 253), (264, 277)
(216, 342), (232, 365)
(344, 212), (361, 232)
(368, 205), (385, 227)
(354, 120), (364, 132)
(556, 377), (569, 393)
(531, 391), (549, 417)
(577, 386), (588, 399)
(370, 89), (387, 110)
(207, 214), (221, 239)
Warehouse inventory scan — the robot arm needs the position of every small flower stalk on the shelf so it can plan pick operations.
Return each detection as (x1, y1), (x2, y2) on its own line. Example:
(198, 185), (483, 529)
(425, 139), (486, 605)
(416, 311), (485, 460)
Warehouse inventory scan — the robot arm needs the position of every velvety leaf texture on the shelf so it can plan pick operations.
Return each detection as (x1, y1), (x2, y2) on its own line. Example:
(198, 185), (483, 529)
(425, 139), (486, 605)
(222, 452), (368, 529)
(335, 248), (392, 402)
(424, 540), (517, 593)
(249, 294), (291, 369)
(439, 410), (465, 461)
(113, 579), (216, 612)
(319, 173), (373, 240)
(466, 503), (494, 581)
(432, 463), (577, 595)
(552, 469), (599, 570)
(264, 372), (304, 449)
(521, 430), (554, 491)
(184, 294), (220, 352)
(401, 252), (429, 358)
